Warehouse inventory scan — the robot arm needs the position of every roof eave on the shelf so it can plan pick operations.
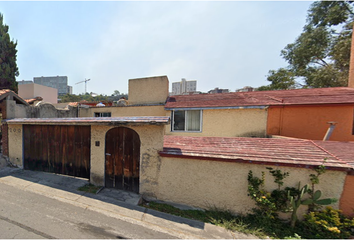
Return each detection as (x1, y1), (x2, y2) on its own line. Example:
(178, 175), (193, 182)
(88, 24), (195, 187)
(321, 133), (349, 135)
(159, 151), (353, 172)
(165, 105), (269, 110)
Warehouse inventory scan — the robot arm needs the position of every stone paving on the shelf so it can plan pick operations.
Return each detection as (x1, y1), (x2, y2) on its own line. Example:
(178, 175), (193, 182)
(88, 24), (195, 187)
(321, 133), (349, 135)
(98, 187), (142, 205)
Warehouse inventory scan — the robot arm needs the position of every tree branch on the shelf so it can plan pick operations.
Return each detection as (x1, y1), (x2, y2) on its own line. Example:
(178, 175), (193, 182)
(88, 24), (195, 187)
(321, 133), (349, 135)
(314, 57), (329, 67)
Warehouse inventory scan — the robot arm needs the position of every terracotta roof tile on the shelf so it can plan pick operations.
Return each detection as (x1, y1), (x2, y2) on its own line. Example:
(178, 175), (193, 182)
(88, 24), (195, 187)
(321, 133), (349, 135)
(160, 136), (353, 170)
(165, 87), (354, 109)
(313, 140), (354, 168)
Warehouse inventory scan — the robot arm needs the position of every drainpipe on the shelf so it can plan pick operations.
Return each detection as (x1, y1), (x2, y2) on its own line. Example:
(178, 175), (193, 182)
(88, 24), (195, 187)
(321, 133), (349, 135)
(323, 121), (337, 141)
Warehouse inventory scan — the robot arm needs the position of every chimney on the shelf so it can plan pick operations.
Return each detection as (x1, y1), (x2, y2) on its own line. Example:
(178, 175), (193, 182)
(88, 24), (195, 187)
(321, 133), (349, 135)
(348, 24), (354, 88)
(323, 121), (337, 141)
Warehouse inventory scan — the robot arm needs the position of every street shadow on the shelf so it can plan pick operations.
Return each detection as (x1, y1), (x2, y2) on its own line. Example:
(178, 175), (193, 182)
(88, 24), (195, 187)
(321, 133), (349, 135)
(0, 168), (205, 230)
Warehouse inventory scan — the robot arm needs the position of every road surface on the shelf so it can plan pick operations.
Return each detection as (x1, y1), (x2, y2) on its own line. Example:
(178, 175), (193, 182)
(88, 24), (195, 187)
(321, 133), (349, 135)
(0, 182), (177, 239)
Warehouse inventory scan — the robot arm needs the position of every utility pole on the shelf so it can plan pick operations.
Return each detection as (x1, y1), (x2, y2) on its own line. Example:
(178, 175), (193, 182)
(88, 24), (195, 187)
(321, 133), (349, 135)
(75, 78), (91, 94)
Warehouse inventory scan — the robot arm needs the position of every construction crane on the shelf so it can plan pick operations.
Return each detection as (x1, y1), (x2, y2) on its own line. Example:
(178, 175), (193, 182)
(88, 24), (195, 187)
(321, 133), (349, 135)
(76, 78), (91, 94)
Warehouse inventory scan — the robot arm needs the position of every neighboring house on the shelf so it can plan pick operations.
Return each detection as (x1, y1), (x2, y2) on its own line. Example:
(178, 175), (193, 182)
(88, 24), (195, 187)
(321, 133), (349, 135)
(159, 136), (354, 217)
(165, 92), (268, 137)
(266, 87), (354, 141)
(18, 82), (58, 104)
(208, 87), (229, 94)
(165, 87), (354, 141)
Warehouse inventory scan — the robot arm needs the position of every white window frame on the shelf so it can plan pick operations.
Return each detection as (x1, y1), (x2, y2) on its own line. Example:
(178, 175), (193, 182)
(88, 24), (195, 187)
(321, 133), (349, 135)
(171, 109), (202, 132)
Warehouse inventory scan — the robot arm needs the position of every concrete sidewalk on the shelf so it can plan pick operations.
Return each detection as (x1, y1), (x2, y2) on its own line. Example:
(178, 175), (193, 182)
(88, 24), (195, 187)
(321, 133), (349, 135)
(0, 167), (257, 239)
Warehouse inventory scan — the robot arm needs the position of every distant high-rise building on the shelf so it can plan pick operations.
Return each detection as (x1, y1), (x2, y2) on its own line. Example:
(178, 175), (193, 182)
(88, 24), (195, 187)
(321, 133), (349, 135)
(34, 76), (72, 95)
(67, 86), (73, 95)
(171, 78), (197, 95)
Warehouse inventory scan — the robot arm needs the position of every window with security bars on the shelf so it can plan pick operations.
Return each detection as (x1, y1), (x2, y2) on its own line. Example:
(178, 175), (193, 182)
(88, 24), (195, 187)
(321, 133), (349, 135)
(94, 112), (111, 117)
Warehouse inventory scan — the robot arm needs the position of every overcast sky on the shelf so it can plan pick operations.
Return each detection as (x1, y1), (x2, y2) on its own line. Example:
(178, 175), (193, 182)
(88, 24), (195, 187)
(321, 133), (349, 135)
(1, 1), (313, 95)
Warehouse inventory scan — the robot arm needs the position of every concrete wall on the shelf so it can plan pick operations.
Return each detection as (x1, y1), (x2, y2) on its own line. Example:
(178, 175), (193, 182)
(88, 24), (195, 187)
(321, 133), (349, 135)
(79, 105), (165, 118)
(165, 108), (268, 137)
(90, 124), (165, 197)
(340, 174), (354, 217)
(7, 124), (23, 166)
(18, 83), (58, 104)
(267, 105), (354, 141)
(4, 100), (78, 119)
(128, 76), (169, 105)
(156, 157), (346, 215)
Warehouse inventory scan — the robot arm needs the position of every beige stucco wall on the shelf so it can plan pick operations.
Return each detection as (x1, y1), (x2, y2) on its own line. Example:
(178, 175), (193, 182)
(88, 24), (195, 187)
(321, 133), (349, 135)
(156, 157), (346, 215)
(128, 76), (169, 105)
(90, 124), (165, 197)
(165, 108), (268, 137)
(7, 124), (23, 166)
(79, 105), (166, 118)
(19, 83), (58, 104)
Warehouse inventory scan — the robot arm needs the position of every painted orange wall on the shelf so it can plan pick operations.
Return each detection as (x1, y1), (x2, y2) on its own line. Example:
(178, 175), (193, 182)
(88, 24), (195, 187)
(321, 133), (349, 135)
(340, 175), (354, 217)
(267, 105), (354, 141)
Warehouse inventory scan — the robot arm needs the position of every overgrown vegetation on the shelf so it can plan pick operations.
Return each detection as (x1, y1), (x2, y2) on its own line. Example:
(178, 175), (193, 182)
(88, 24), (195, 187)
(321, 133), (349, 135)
(143, 163), (354, 239)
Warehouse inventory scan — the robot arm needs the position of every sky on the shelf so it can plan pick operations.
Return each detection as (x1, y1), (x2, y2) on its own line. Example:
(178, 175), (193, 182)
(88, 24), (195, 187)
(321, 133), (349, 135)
(1, 1), (313, 95)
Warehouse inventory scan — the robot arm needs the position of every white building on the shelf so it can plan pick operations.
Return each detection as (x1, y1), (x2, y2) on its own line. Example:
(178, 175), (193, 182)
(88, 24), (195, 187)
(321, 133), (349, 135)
(171, 78), (197, 95)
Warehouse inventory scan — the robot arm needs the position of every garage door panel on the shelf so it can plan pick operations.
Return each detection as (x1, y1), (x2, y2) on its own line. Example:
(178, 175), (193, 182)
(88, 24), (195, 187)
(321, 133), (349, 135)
(23, 125), (91, 179)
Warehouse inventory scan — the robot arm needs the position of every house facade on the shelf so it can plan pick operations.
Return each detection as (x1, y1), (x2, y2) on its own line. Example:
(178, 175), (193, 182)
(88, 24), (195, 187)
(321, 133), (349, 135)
(3, 76), (354, 218)
(5, 117), (170, 198)
(165, 87), (354, 141)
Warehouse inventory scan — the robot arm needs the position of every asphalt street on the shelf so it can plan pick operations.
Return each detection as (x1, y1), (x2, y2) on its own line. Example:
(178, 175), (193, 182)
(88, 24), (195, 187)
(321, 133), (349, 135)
(0, 182), (176, 239)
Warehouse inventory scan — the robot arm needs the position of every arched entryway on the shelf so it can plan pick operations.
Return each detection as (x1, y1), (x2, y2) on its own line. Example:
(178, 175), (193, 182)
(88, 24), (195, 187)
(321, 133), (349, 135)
(105, 127), (140, 193)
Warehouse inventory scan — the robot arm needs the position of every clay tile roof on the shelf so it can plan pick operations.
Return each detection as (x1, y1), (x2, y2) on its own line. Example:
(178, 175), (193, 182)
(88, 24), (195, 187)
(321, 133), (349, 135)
(0, 89), (11, 95)
(0, 89), (29, 106)
(25, 96), (43, 104)
(313, 140), (354, 168)
(160, 136), (353, 170)
(68, 102), (78, 107)
(165, 87), (354, 109)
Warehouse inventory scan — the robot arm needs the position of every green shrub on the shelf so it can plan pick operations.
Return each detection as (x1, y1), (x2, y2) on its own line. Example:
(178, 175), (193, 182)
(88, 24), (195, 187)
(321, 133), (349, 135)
(299, 207), (354, 239)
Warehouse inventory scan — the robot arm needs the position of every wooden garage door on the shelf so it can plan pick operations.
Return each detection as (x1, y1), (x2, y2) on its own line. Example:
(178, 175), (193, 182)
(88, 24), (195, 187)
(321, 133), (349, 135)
(23, 125), (91, 179)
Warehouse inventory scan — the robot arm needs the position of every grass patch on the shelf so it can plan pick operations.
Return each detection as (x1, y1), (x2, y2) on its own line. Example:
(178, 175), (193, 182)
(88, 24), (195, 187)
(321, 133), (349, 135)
(142, 202), (319, 239)
(142, 202), (268, 238)
(78, 183), (102, 194)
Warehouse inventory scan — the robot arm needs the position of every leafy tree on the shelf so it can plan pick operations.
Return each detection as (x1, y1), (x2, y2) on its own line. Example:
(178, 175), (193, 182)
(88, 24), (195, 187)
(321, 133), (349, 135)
(260, 1), (354, 90)
(258, 68), (297, 91)
(59, 93), (109, 103)
(112, 90), (120, 96)
(0, 13), (19, 93)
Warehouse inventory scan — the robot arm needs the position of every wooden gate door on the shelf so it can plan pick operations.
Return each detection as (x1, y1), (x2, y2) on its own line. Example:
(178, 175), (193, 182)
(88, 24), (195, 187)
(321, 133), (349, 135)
(105, 127), (140, 193)
(23, 125), (91, 179)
